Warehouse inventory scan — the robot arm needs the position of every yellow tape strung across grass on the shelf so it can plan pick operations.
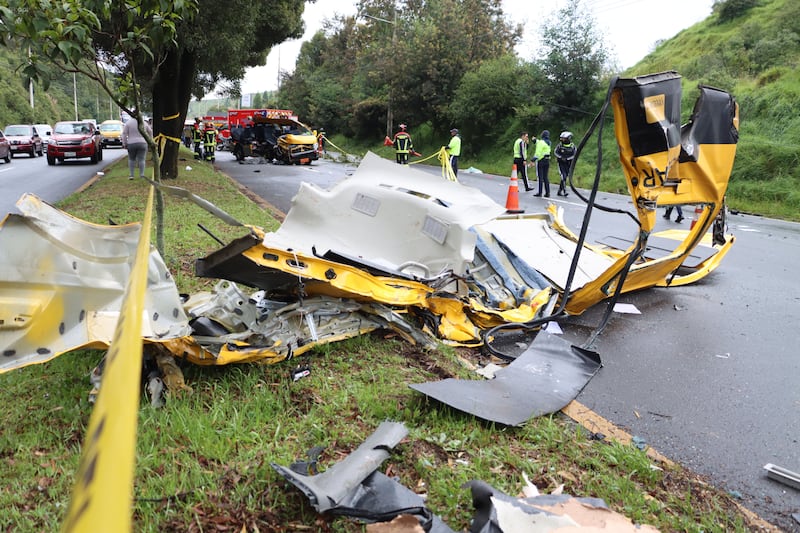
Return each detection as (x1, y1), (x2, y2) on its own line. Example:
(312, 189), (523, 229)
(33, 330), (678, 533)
(61, 187), (155, 533)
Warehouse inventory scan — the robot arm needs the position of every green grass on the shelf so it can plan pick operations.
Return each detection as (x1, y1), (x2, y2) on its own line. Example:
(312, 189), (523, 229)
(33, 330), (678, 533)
(0, 148), (761, 531)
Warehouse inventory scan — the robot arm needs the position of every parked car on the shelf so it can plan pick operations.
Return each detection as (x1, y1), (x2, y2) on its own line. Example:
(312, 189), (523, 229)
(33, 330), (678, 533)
(0, 130), (10, 164)
(34, 124), (53, 145)
(47, 121), (103, 165)
(98, 120), (124, 148)
(4, 124), (44, 158)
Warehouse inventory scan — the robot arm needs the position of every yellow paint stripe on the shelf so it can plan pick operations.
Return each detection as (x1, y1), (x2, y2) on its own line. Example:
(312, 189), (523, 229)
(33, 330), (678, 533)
(61, 187), (155, 533)
(561, 400), (672, 465)
(561, 401), (780, 531)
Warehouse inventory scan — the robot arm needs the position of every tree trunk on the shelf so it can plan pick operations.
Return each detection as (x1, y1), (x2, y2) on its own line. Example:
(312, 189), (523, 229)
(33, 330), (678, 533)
(152, 49), (197, 179)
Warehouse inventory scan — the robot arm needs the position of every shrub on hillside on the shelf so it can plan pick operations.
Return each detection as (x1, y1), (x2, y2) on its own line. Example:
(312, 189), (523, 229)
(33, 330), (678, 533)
(713, 0), (759, 23)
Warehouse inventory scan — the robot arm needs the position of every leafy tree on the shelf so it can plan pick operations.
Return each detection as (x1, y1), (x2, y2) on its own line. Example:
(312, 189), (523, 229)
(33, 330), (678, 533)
(448, 55), (544, 152)
(150, 0), (307, 179)
(537, 0), (609, 121)
(1, 0), (198, 254)
(394, 0), (519, 130)
(3, 0), (308, 252)
(282, 0), (521, 139)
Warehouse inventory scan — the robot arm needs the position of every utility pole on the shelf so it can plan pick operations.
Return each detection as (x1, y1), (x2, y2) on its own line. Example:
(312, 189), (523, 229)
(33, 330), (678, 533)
(387, 8), (397, 139)
(28, 48), (34, 109)
(73, 73), (78, 120)
(359, 7), (398, 138)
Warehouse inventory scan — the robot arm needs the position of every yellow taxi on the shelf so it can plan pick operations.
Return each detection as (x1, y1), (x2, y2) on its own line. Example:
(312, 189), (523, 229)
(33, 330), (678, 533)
(98, 120), (124, 148)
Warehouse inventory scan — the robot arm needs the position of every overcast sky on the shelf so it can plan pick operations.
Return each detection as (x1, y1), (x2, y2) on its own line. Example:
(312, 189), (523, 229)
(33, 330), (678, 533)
(239, 0), (714, 94)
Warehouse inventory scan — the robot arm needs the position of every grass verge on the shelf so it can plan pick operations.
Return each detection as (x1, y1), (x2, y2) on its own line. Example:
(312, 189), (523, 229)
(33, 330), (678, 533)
(0, 149), (773, 532)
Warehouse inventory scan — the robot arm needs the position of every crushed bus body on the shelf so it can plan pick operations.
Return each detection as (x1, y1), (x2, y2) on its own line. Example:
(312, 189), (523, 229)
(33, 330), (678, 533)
(0, 72), (738, 421)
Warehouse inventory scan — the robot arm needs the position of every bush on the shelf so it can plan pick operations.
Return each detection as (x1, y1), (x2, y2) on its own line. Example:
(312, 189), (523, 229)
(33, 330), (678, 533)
(713, 0), (759, 23)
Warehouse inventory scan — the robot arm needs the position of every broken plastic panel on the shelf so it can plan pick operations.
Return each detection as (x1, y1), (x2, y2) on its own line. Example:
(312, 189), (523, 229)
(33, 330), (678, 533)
(410, 330), (602, 426)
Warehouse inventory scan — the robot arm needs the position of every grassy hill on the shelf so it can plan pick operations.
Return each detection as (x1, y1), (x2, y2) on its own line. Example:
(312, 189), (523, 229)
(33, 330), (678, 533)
(625, 0), (800, 220)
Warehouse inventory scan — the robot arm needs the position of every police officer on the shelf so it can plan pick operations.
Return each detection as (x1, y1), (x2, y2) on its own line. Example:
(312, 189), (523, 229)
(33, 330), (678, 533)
(532, 130), (552, 197)
(554, 131), (576, 196)
(514, 131), (532, 191)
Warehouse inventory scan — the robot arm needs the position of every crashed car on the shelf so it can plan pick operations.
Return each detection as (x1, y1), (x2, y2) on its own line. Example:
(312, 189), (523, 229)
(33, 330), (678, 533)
(0, 72), (738, 422)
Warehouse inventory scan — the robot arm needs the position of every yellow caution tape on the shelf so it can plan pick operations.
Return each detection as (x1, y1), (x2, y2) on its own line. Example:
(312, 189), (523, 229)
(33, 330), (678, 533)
(154, 133), (182, 155)
(318, 135), (354, 159)
(409, 147), (457, 182)
(61, 187), (155, 533)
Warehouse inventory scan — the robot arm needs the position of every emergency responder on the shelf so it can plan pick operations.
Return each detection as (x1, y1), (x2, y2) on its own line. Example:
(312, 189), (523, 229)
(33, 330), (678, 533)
(203, 122), (217, 162)
(554, 131), (576, 196)
(317, 128), (326, 156)
(445, 128), (461, 177)
(393, 124), (413, 164)
(192, 118), (204, 159)
(532, 129), (552, 197)
(513, 131), (532, 191)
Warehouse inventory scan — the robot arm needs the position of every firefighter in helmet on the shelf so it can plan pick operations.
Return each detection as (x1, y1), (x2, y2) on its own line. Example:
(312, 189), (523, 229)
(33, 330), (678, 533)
(203, 121), (217, 162)
(393, 123), (413, 164)
(192, 118), (204, 159)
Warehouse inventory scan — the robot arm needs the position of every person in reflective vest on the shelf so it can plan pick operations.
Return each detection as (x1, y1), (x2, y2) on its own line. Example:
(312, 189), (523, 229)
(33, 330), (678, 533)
(532, 129), (552, 197)
(514, 131), (532, 191)
(203, 123), (217, 162)
(192, 118), (204, 159)
(554, 131), (576, 196)
(393, 124), (413, 164)
(445, 128), (461, 177)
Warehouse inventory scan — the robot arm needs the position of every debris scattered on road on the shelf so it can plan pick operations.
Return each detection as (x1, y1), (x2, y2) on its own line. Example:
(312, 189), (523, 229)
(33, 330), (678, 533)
(613, 303), (641, 314)
(763, 463), (800, 491)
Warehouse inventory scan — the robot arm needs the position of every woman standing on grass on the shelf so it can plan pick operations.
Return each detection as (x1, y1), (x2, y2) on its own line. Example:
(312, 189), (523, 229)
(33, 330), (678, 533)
(121, 114), (152, 180)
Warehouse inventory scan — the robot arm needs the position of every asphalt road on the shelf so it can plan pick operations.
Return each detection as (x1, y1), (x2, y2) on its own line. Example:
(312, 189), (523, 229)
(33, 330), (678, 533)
(215, 150), (800, 531)
(3, 148), (798, 530)
(0, 146), (126, 215)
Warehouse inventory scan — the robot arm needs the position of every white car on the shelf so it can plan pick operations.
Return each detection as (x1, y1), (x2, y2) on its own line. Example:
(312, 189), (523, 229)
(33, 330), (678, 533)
(34, 124), (53, 145)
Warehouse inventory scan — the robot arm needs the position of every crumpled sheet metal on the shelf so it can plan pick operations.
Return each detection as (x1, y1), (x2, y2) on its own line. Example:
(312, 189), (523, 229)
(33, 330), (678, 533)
(464, 479), (660, 532)
(0, 194), (191, 373)
(272, 421), (455, 533)
(271, 421), (407, 513)
(410, 331), (602, 425)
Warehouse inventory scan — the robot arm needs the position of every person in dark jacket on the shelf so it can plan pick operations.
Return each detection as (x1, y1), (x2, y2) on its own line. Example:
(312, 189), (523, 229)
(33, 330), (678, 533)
(203, 122), (217, 162)
(393, 124), (413, 164)
(663, 205), (685, 222)
(192, 118), (204, 160)
(554, 131), (576, 196)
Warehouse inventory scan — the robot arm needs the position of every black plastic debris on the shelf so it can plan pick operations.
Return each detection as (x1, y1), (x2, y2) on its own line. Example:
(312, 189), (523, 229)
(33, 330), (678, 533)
(292, 364), (311, 382)
(271, 421), (455, 532)
(410, 331), (601, 426)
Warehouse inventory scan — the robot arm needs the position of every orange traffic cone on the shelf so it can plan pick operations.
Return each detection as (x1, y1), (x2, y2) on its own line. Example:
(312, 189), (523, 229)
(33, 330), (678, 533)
(505, 164), (524, 214)
(690, 204), (704, 229)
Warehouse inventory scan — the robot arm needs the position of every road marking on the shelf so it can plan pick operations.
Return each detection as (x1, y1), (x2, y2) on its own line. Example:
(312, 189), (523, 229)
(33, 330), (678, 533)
(561, 401), (781, 531)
